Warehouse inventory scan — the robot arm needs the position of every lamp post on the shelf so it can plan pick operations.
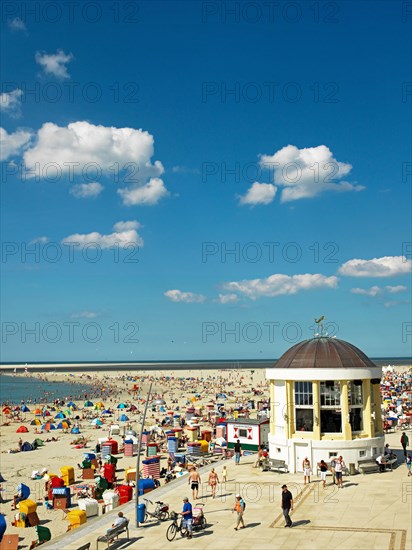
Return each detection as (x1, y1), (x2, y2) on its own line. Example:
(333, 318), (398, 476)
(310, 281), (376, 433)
(135, 381), (153, 528)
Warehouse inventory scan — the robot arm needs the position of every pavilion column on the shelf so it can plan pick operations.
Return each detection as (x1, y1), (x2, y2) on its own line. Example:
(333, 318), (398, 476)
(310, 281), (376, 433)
(372, 383), (383, 435)
(270, 380), (275, 435)
(312, 381), (321, 440)
(286, 380), (295, 439)
(340, 381), (352, 440)
(362, 379), (374, 438)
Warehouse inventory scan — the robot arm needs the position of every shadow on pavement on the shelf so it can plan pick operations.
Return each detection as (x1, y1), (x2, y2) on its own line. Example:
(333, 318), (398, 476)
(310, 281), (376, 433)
(291, 520), (311, 527)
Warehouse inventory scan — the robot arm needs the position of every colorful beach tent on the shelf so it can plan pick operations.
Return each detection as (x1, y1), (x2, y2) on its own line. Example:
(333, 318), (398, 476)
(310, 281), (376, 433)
(42, 422), (56, 430)
(67, 401), (76, 407)
(30, 419), (41, 426)
(90, 418), (103, 426)
(21, 405), (30, 412)
(34, 409), (42, 415)
(71, 427), (80, 434)
(17, 483), (30, 500)
(102, 410), (112, 415)
(117, 403), (126, 409)
(33, 438), (45, 447)
(119, 414), (129, 422)
(84, 400), (93, 407)
(16, 425), (29, 433)
(21, 442), (33, 451)
(55, 412), (66, 419)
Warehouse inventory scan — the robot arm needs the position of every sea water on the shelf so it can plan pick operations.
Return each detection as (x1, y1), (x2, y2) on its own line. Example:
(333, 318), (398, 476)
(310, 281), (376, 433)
(0, 374), (95, 404)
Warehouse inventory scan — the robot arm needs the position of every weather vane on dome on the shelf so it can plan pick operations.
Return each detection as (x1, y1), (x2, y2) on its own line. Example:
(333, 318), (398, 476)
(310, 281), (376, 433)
(314, 315), (326, 337)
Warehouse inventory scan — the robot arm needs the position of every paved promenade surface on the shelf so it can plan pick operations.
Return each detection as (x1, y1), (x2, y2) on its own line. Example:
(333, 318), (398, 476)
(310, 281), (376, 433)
(45, 431), (412, 550)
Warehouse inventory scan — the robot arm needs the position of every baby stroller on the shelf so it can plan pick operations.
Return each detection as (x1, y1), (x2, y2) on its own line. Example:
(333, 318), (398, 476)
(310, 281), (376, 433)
(192, 503), (206, 531)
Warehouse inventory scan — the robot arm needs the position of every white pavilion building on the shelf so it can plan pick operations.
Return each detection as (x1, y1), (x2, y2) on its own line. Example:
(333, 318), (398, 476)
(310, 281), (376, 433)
(266, 336), (384, 472)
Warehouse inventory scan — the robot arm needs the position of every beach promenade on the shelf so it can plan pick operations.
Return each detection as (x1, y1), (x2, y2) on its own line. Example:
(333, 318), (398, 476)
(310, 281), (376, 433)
(44, 430), (412, 550)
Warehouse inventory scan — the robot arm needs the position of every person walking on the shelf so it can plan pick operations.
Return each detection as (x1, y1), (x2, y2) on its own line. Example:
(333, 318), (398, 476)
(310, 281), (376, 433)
(318, 459), (328, 488)
(234, 439), (242, 465)
(335, 456), (344, 488)
(222, 465), (227, 483)
(281, 484), (293, 528)
(232, 494), (245, 530)
(208, 468), (219, 499)
(181, 497), (193, 539)
(302, 457), (312, 484)
(401, 432), (409, 457)
(188, 468), (201, 500)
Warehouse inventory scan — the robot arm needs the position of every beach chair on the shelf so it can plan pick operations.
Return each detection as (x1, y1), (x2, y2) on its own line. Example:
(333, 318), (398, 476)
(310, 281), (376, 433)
(29, 525), (51, 549)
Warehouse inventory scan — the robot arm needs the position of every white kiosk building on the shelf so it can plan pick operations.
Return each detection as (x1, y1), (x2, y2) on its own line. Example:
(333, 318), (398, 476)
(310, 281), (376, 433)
(266, 336), (384, 472)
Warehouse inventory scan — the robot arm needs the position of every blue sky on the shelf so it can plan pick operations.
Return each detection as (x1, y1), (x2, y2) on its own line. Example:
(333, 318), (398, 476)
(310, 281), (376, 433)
(1, 1), (411, 362)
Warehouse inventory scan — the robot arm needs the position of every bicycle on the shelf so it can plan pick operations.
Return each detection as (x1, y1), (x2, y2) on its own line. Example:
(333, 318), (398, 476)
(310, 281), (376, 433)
(142, 498), (169, 522)
(166, 511), (187, 541)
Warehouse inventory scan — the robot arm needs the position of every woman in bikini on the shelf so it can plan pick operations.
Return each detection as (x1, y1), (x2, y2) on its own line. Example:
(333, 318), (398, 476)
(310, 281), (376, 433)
(208, 468), (219, 498)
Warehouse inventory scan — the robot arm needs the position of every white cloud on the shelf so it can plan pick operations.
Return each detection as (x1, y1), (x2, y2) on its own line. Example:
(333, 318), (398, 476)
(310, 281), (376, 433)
(350, 286), (382, 296)
(0, 127), (32, 161)
(118, 177), (169, 206)
(70, 182), (103, 199)
(386, 285), (407, 294)
(216, 293), (239, 304)
(8, 17), (26, 31)
(23, 122), (165, 202)
(0, 89), (23, 117)
(383, 300), (396, 308)
(164, 290), (206, 303)
(223, 273), (338, 300)
(71, 311), (99, 319)
(259, 144), (364, 202)
(339, 256), (412, 277)
(62, 220), (143, 249)
(239, 182), (277, 206)
(30, 236), (49, 244)
(35, 49), (73, 79)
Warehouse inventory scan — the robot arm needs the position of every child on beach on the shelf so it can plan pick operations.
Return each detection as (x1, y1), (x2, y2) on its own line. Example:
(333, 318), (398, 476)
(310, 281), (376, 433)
(222, 465), (227, 483)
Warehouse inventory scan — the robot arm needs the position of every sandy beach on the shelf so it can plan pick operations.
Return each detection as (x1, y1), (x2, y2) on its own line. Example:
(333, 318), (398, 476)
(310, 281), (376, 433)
(0, 367), (268, 548)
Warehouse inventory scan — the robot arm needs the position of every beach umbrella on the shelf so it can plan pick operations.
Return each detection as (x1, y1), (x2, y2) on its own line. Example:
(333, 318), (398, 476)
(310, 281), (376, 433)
(16, 425), (29, 433)
(119, 414), (129, 422)
(84, 400), (93, 407)
(55, 412), (66, 419)
(117, 403), (126, 409)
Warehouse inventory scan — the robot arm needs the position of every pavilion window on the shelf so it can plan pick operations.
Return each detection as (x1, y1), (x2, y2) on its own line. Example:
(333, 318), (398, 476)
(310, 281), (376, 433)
(294, 381), (313, 431)
(320, 381), (341, 433)
(349, 381), (363, 432)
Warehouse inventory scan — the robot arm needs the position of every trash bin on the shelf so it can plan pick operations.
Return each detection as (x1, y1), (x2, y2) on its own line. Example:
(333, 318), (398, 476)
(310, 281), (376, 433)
(137, 502), (146, 523)
(349, 463), (356, 475)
